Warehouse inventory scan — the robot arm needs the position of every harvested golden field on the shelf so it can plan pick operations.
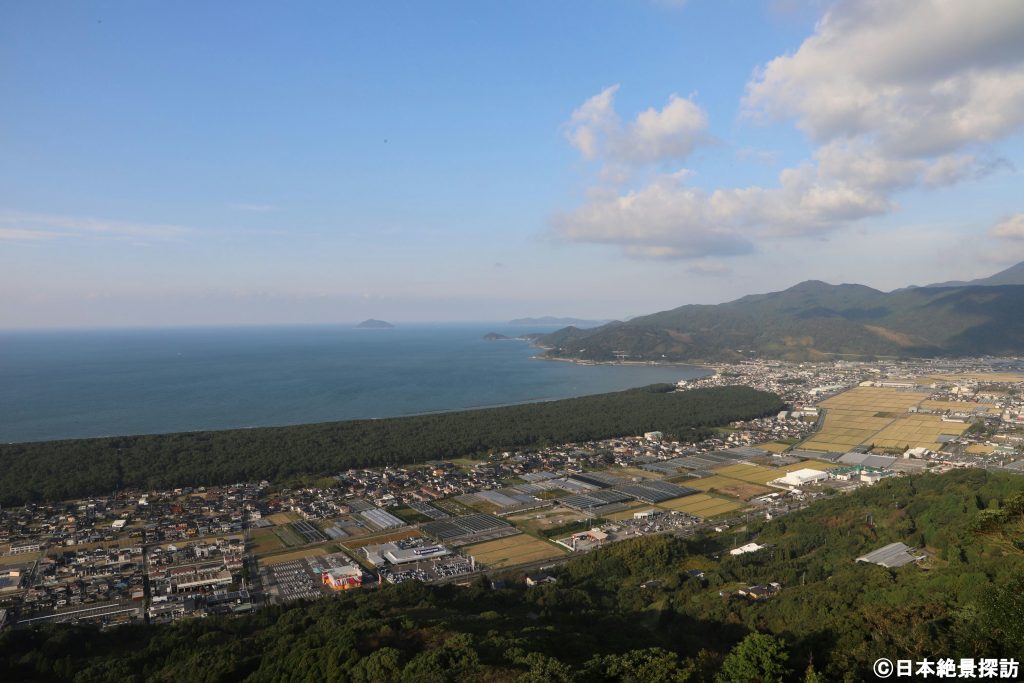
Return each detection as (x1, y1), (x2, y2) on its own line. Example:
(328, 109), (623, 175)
(802, 386), (966, 452)
(756, 442), (792, 453)
(658, 493), (743, 518)
(462, 534), (565, 568)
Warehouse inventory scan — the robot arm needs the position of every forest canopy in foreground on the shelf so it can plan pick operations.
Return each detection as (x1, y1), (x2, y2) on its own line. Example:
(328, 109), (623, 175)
(0, 385), (782, 505)
(2, 469), (1023, 682)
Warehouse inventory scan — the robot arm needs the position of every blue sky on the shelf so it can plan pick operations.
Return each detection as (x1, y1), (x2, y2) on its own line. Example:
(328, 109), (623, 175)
(2, 0), (1023, 327)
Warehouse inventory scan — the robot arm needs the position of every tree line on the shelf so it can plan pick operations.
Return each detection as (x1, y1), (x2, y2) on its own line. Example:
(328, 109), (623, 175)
(0, 385), (783, 505)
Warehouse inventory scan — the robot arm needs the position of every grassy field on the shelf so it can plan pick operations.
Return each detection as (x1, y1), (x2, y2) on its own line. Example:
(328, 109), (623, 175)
(274, 524), (305, 548)
(657, 493), (743, 518)
(462, 534), (566, 569)
(0, 551), (41, 566)
(602, 504), (652, 521)
(341, 528), (421, 550)
(249, 528), (286, 555)
(507, 507), (589, 535)
(756, 442), (792, 453)
(257, 546), (327, 565)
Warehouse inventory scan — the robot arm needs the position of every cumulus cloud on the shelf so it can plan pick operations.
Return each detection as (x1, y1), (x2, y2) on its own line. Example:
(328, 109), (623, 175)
(555, 0), (1024, 260)
(564, 85), (710, 167)
(744, 0), (1024, 156)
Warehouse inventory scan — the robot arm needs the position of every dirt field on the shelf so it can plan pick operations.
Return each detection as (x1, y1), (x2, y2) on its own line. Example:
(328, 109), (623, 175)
(266, 512), (299, 525)
(713, 482), (775, 500)
(462, 534), (566, 569)
(658, 493), (743, 518)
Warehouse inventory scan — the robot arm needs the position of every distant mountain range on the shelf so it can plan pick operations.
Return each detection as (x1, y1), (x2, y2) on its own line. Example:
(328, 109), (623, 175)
(538, 262), (1024, 362)
(508, 316), (612, 327)
(923, 261), (1024, 288)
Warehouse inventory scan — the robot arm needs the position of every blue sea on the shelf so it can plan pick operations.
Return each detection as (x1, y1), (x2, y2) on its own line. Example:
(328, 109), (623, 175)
(0, 324), (710, 443)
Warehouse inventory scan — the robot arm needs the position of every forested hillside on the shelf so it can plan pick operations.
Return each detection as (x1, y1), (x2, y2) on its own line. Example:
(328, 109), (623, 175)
(0, 385), (782, 506)
(538, 280), (1024, 362)
(2, 469), (1022, 682)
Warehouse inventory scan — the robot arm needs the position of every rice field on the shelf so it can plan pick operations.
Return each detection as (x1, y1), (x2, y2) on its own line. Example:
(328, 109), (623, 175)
(462, 534), (566, 568)
(869, 413), (970, 450)
(658, 493), (743, 518)
(800, 386), (968, 452)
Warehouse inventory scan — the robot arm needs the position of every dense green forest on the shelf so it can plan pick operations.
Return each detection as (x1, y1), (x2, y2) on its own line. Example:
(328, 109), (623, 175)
(0, 385), (782, 506)
(3, 469), (1023, 682)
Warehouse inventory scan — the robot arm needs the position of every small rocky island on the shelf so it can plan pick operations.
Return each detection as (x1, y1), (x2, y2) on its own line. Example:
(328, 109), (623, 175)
(483, 332), (510, 340)
(356, 319), (395, 329)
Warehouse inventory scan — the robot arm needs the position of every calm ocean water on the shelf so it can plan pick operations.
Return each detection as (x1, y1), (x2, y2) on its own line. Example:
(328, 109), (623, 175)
(0, 324), (710, 443)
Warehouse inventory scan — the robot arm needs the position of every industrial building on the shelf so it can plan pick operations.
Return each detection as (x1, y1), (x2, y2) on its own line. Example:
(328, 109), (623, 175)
(322, 565), (363, 591)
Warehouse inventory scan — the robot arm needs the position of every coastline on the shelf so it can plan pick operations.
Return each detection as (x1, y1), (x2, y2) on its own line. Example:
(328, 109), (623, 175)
(532, 353), (717, 373)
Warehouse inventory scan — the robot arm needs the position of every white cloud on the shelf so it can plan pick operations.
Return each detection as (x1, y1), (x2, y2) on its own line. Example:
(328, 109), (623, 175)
(991, 214), (1024, 241)
(743, 0), (1024, 157)
(0, 210), (189, 241)
(555, 0), (1024, 260)
(564, 85), (710, 167)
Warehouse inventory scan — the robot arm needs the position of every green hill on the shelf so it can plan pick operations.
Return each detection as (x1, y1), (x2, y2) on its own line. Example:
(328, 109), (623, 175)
(3, 469), (1021, 682)
(538, 279), (1024, 362)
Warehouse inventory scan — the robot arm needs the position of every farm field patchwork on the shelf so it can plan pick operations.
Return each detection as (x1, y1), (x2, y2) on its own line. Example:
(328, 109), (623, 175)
(800, 386), (968, 452)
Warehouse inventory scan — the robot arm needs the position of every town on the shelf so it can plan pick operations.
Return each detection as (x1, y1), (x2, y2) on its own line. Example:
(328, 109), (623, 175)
(1, 358), (1022, 633)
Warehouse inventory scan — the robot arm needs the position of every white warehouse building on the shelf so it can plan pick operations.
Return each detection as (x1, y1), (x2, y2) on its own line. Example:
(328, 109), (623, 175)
(776, 468), (829, 487)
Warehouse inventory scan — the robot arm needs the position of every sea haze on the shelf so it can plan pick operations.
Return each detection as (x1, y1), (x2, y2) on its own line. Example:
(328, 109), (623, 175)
(0, 324), (710, 443)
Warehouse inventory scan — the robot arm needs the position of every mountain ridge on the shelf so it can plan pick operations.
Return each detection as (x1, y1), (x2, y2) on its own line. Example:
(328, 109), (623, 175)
(537, 265), (1024, 362)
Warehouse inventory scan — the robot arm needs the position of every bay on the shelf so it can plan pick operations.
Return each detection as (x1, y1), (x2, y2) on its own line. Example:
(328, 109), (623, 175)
(0, 324), (711, 443)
